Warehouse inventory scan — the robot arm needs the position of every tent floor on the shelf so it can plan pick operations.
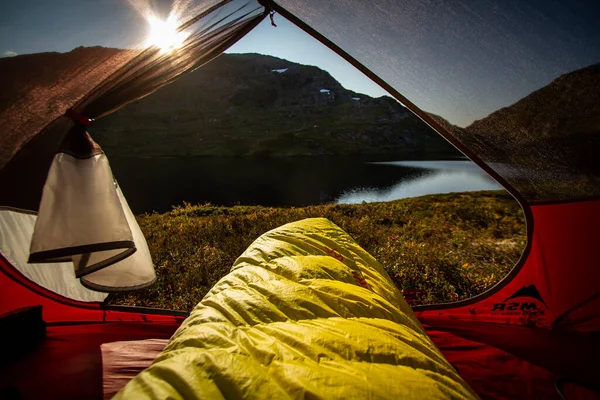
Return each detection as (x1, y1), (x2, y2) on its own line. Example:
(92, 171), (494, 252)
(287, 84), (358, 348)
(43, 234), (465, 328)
(2, 319), (599, 399)
(0, 322), (179, 399)
(426, 321), (600, 399)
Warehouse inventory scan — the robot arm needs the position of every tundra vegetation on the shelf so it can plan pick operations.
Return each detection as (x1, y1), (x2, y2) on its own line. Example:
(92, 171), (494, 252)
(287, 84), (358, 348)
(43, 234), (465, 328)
(111, 190), (526, 311)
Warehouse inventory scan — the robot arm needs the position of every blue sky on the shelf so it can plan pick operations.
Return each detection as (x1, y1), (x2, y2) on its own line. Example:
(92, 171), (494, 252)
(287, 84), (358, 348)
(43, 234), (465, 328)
(1, 0), (598, 126)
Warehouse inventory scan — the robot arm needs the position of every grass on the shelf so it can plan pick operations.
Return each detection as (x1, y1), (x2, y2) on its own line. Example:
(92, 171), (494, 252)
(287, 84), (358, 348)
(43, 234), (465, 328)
(110, 190), (526, 311)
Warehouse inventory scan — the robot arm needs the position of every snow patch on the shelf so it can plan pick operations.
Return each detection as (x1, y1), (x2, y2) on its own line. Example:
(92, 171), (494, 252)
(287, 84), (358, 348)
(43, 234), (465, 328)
(352, 97), (361, 101)
(272, 68), (288, 73)
(320, 89), (331, 94)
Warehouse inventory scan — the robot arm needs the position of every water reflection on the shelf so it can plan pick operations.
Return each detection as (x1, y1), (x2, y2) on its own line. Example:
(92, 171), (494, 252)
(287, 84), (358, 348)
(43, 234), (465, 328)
(108, 157), (502, 213)
(336, 161), (501, 204)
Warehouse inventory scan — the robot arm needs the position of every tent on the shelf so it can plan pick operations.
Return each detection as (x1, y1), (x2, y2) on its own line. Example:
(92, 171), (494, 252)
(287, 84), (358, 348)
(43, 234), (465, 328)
(0, 0), (599, 398)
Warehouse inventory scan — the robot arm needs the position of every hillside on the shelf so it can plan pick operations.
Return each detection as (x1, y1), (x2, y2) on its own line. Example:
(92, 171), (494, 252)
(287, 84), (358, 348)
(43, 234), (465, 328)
(425, 63), (600, 201)
(465, 63), (600, 174)
(0, 46), (124, 112)
(467, 63), (600, 143)
(0, 46), (132, 169)
(91, 53), (459, 158)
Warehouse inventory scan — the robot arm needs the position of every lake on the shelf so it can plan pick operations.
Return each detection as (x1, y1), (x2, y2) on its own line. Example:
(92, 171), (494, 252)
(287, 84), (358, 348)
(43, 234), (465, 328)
(109, 157), (502, 214)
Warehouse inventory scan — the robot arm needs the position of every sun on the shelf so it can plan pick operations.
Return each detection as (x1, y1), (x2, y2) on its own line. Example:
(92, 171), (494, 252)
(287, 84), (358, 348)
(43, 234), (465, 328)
(145, 15), (185, 52)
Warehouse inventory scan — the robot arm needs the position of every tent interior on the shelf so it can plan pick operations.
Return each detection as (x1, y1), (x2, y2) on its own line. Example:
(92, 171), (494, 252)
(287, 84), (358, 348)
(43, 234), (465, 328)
(0, 0), (599, 398)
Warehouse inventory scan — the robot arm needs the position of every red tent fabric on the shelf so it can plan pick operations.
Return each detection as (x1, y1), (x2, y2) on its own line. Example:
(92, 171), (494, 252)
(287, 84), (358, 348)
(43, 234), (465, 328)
(415, 200), (600, 398)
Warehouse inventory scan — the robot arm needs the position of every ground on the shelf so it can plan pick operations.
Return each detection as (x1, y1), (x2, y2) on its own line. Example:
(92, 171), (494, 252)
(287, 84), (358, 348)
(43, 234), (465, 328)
(110, 190), (526, 311)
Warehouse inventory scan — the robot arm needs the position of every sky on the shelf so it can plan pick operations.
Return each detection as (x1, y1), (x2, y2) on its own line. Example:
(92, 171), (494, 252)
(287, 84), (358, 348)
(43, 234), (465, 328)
(1, 0), (598, 126)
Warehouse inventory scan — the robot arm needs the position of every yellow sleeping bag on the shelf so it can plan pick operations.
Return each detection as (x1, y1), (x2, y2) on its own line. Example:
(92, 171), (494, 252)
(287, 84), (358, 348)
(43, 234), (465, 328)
(115, 218), (477, 399)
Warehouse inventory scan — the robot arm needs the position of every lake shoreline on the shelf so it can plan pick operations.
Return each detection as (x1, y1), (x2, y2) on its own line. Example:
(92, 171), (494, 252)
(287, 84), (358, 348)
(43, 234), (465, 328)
(110, 157), (495, 214)
(108, 153), (469, 161)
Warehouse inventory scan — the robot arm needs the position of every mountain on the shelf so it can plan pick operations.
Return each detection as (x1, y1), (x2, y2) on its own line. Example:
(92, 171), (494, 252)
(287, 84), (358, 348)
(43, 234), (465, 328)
(90, 53), (459, 158)
(0, 46), (134, 170)
(431, 62), (600, 201)
(464, 63), (600, 171)
(467, 63), (600, 142)
(0, 46), (123, 112)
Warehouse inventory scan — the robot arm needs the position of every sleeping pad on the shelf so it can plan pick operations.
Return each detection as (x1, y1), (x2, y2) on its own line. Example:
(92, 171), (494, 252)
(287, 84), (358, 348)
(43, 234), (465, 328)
(115, 218), (478, 399)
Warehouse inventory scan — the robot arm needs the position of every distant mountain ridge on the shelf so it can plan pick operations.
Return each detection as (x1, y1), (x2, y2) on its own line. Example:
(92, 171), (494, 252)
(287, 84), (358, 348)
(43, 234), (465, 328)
(2, 47), (596, 170)
(90, 52), (459, 158)
(467, 63), (600, 141)
(0, 46), (131, 169)
(461, 62), (600, 175)
(0, 46), (123, 112)
(0, 47), (460, 161)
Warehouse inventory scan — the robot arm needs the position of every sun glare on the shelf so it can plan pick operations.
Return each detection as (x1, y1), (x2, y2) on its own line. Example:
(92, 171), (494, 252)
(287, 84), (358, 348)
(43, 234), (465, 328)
(145, 15), (185, 52)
